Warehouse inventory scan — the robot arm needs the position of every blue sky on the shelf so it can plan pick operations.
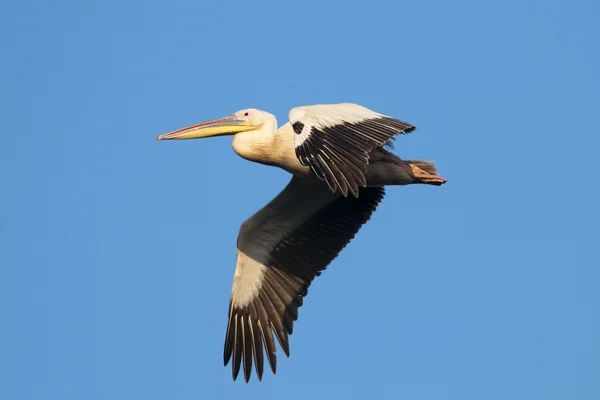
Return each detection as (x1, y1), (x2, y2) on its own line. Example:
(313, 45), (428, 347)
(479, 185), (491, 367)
(1, 0), (598, 399)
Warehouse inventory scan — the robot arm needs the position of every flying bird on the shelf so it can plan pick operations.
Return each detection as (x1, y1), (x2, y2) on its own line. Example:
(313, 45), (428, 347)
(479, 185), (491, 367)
(157, 103), (446, 382)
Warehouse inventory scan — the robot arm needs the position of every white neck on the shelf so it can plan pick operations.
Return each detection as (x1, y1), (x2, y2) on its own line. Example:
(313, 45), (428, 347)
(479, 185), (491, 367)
(231, 113), (279, 166)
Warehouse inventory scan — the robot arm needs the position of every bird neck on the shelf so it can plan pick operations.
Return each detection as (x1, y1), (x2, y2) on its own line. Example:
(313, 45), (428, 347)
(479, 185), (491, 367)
(232, 114), (279, 166)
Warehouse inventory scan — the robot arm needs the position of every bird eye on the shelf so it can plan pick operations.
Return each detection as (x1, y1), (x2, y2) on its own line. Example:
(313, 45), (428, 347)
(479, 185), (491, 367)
(244, 112), (249, 116)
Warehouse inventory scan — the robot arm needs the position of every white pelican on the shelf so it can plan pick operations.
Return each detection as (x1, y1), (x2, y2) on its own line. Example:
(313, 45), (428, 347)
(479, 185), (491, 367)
(157, 103), (446, 382)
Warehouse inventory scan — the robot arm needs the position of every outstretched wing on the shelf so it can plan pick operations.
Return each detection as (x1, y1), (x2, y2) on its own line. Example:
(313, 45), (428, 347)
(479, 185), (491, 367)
(290, 103), (415, 197)
(223, 176), (385, 382)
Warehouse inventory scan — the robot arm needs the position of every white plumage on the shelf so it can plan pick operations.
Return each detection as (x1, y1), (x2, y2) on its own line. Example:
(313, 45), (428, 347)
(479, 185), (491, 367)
(289, 103), (385, 129)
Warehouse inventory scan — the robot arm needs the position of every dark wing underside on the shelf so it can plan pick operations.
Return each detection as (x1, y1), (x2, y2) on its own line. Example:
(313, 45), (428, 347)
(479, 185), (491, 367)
(224, 177), (386, 382)
(293, 110), (415, 197)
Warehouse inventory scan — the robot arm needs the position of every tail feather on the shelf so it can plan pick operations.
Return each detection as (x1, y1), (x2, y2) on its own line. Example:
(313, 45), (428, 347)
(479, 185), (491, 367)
(406, 160), (438, 175)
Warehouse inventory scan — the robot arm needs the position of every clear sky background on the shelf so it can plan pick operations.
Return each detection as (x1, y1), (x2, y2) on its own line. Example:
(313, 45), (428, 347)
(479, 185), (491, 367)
(1, 0), (598, 399)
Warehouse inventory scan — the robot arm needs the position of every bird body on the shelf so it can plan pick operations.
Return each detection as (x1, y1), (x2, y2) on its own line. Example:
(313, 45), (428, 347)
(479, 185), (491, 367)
(157, 102), (446, 382)
(231, 110), (442, 187)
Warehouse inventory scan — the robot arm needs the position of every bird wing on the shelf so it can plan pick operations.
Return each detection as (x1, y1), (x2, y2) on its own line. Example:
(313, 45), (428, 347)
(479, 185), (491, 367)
(223, 175), (385, 382)
(290, 103), (415, 197)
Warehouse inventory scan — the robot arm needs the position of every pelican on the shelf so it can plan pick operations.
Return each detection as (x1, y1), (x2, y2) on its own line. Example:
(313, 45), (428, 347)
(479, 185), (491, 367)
(157, 103), (447, 382)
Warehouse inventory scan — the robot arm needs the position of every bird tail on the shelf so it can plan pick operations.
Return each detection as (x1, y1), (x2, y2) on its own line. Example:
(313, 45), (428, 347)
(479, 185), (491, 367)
(406, 160), (447, 186)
